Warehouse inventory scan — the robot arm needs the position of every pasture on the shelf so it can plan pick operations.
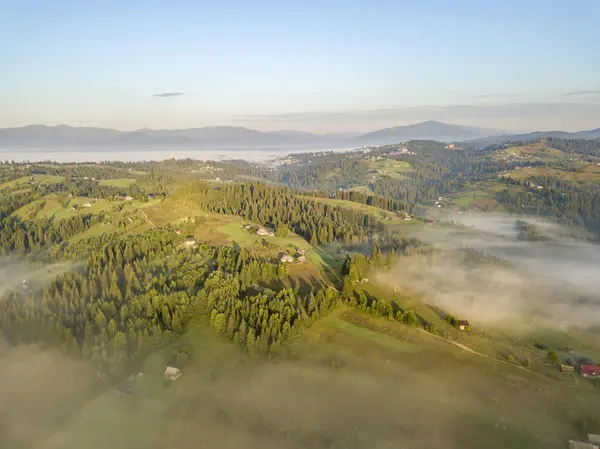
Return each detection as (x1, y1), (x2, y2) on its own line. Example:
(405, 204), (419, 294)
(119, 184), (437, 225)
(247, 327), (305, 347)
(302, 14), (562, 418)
(26, 308), (600, 449)
(98, 178), (137, 188)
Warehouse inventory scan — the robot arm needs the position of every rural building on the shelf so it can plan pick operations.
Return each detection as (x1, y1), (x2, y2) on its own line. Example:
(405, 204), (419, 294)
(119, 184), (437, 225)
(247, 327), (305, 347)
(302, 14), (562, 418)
(425, 219), (434, 225)
(164, 366), (182, 380)
(560, 364), (575, 373)
(589, 435), (600, 445)
(124, 195), (133, 201)
(82, 202), (92, 208)
(569, 441), (599, 449)
(174, 229), (182, 235)
(296, 248), (306, 255)
(297, 255), (307, 263)
(257, 228), (274, 237)
(183, 236), (196, 246)
(457, 320), (470, 331)
(580, 365), (600, 378)
(280, 254), (294, 263)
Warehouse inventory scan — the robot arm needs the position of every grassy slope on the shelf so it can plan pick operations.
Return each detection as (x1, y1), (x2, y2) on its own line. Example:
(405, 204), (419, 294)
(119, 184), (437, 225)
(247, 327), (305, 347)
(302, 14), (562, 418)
(0, 175), (65, 190)
(34, 309), (598, 449)
(368, 159), (413, 179)
(0, 343), (96, 449)
(503, 165), (600, 187)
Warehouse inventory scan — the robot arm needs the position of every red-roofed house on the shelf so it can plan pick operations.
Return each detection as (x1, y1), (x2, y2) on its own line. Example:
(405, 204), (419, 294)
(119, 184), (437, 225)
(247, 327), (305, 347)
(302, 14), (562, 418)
(580, 365), (600, 378)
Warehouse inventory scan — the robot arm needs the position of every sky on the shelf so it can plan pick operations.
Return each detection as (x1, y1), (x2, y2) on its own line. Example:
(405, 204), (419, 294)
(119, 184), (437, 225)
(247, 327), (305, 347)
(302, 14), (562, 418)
(1, 0), (599, 133)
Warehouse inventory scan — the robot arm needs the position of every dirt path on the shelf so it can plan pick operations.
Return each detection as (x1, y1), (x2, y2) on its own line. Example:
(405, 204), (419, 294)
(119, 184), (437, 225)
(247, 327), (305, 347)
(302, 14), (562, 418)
(416, 328), (530, 372)
(141, 210), (157, 229)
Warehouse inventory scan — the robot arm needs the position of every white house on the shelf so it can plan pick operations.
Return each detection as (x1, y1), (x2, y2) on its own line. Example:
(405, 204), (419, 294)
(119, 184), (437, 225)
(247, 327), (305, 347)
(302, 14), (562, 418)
(164, 366), (182, 380)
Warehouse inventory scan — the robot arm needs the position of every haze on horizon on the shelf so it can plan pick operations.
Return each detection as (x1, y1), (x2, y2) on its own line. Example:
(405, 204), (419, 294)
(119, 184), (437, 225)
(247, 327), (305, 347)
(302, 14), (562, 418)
(1, 0), (599, 134)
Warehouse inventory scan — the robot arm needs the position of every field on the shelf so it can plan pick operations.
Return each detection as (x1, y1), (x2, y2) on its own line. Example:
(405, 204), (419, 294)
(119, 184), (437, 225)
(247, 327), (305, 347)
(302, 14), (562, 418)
(492, 143), (568, 162)
(447, 180), (524, 212)
(98, 178), (137, 188)
(0, 174), (65, 189)
(310, 196), (397, 220)
(502, 165), (600, 187)
(20, 308), (599, 449)
(367, 159), (413, 180)
(348, 185), (374, 195)
(0, 342), (96, 449)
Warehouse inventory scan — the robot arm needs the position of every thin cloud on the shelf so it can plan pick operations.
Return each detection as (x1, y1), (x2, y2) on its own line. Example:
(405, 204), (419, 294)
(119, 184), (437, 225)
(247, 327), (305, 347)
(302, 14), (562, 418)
(561, 89), (600, 96)
(153, 92), (185, 98)
(472, 93), (522, 99)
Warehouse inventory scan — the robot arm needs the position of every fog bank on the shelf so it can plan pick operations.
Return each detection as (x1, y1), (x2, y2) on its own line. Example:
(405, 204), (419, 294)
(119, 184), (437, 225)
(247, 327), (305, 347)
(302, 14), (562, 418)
(379, 214), (600, 328)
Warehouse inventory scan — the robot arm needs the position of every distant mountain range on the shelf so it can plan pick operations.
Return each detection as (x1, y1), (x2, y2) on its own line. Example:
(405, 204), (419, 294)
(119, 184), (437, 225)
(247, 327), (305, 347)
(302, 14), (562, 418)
(0, 121), (598, 151)
(464, 129), (600, 147)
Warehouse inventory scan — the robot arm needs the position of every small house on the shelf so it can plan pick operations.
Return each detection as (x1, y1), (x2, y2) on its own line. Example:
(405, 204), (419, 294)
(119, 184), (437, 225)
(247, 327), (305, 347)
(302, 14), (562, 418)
(175, 229), (182, 235)
(257, 228), (274, 237)
(82, 202), (92, 208)
(457, 320), (469, 331)
(425, 219), (434, 225)
(589, 435), (600, 445)
(164, 366), (182, 380)
(580, 365), (600, 378)
(124, 195), (133, 201)
(297, 255), (307, 263)
(569, 441), (599, 449)
(560, 364), (575, 373)
(296, 248), (306, 255)
(147, 193), (155, 200)
(280, 254), (294, 263)
(183, 236), (196, 246)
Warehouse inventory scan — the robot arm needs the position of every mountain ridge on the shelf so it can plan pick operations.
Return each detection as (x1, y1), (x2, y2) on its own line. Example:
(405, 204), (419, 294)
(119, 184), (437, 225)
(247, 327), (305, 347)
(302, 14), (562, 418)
(0, 121), (598, 150)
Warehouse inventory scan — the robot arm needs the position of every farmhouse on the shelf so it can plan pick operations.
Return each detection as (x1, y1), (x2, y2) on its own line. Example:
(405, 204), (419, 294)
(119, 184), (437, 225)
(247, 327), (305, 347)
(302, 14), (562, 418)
(589, 435), (600, 445)
(174, 229), (182, 235)
(457, 320), (470, 331)
(82, 202), (92, 208)
(164, 366), (182, 380)
(280, 254), (294, 263)
(425, 219), (434, 225)
(297, 255), (307, 263)
(257, 228), (274, 237)
(124, 195), (133, 201)
(569, 441), (599, 449)
(183, 236), (196, 246)
(560, 364), (575, 373)
(580, 365), (600, 378)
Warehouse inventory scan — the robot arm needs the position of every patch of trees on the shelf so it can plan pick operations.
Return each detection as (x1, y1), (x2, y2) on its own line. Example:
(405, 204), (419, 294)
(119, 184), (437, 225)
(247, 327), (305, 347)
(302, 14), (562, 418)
(175, 181), (386, 244)
(333, 190), (409, 213)
(0, 214), (100, 255)
(0, 226), (326, 377)
(498, 177), (600, 232)
(200, 271), (339, 352)
(547, 138), (600, 157)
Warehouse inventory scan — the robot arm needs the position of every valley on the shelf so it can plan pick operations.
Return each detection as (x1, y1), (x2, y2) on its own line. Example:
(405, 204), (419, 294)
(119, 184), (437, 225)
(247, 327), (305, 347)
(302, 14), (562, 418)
(1, 136), (600, 448)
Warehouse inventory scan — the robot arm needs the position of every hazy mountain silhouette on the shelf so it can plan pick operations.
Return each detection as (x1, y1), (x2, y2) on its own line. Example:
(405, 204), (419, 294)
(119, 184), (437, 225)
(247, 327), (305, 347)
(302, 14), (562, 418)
(351, 120), (503, 145)
(465, 128), (600, 146)
(0, 121), (597, 150)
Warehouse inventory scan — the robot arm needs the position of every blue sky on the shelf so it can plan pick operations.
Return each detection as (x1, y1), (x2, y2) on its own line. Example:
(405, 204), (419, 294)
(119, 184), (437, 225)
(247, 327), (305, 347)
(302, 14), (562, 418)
(1, 0), (599, 132)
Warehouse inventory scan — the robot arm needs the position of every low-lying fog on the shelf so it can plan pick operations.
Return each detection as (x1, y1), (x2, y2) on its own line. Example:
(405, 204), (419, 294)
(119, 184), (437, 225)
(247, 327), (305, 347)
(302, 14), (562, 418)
(378, 213), (600, 328)
(0, 146), (355, 164)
